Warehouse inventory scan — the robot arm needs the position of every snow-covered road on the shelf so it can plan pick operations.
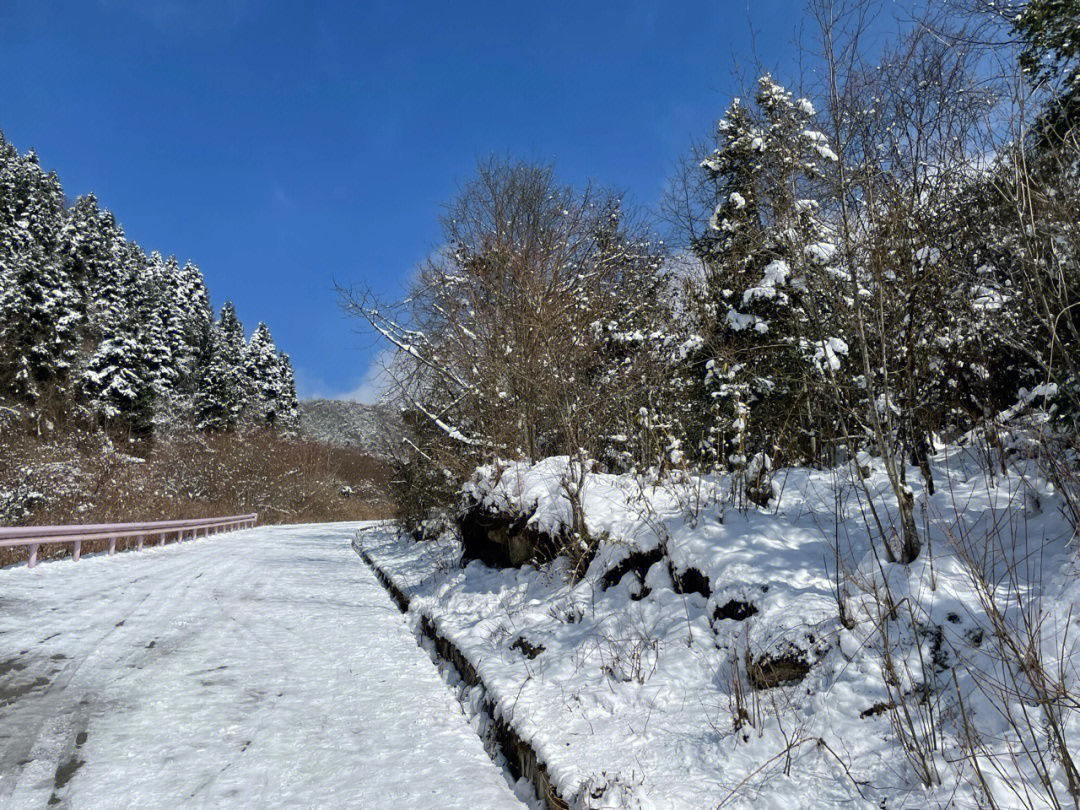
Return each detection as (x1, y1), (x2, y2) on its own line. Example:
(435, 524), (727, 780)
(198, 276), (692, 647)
(0, 522), (526, 810)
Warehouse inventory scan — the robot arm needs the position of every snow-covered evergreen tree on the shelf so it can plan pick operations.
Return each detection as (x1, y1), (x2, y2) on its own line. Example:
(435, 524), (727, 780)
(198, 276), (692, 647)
(689, 75), (842, 466)
(1016, 0), (1080, 139)
(0, 245), (81, 404)
(244, 322), (288, 429)
(62, 194), (128, 342)
(194, 302), (249, 431)
(276, 352), (300, 433)
(166, 259), (212, 390)
(0, 144), (68, 260)
(0, 138), (81, 404)
(140, 295), (178, 405)
(80, 332), (156, 434)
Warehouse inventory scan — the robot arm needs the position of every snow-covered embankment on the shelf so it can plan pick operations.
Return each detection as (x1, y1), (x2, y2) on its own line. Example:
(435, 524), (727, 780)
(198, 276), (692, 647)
(360, 443), (1080, 810)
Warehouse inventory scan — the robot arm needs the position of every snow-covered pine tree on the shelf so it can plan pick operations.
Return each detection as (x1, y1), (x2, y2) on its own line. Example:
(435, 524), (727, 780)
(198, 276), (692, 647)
(141, 294), (179, 408)
(0, 245), (82, 405)
(140, 253), (179, 402)
(80, 331), (156, 434)
(194, 302), (249, 431)
(0, 144), (68, 261)
(243, 322), (288, 429)
(1015, 0), (1080, 141)
(78, 248), (170, 432)
(62, 194), (128, 344)
(689, 75), (843, 467)
(581, 202), (684, 472)
(0, 139), (82, 406)
(275, 351), (300, 433)
(167, 260), (212, 392)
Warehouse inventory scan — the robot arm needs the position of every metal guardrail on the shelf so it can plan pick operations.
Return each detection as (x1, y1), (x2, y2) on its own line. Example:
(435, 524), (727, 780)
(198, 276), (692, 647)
(0, 514), (258, 568)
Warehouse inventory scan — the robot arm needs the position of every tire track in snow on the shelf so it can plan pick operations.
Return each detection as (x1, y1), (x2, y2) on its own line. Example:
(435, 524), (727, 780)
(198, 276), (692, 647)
(1, 548), (211, 804)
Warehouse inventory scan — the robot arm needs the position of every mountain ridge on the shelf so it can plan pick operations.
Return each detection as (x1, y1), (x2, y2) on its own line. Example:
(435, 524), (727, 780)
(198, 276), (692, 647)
(297, 398), (399, 457)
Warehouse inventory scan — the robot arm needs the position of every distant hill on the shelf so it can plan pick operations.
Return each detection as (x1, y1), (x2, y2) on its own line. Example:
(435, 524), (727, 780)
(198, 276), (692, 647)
(297, 399), (400, 456)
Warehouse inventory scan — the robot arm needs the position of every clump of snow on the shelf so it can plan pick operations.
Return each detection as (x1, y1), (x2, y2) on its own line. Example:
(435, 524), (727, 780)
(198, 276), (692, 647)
(742, 259), (791, 307)
(915, 246), (941, 265)
(726, 309), (768, 333)
(804, 336), (849, 372)
(804, 241), (837, 263)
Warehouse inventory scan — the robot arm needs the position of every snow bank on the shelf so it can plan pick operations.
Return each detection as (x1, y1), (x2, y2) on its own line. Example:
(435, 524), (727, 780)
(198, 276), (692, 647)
(364, 430), (1080, 810)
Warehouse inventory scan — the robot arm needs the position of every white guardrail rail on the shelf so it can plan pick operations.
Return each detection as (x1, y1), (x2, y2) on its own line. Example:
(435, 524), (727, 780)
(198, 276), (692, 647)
(0, 514), (258, 568)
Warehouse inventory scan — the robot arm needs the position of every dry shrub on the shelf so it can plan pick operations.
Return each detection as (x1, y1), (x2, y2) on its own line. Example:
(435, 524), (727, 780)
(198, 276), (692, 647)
(0, 422), (394, 567)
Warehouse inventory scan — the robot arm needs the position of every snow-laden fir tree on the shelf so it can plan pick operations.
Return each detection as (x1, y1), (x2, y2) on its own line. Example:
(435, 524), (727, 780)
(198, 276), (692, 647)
(194, 301), (249, 431)
(141, 292), (179, 406)
(167, 259), (212, 391)
(0, 139), (81, 406)
(80, 331), (156, 434)
(0, 245), (82, 406)
(78, 250), (169, 433)
(581, 202), (686, 473)
(244, 322), (291, 429)
(0, 144), (68, 261)
(275, 352), (300, 434)
(62, 194), (128, 342)
(688, 75), (843, 468)
(1015, 0), (1080, 140)
(80, 245), (193, 431)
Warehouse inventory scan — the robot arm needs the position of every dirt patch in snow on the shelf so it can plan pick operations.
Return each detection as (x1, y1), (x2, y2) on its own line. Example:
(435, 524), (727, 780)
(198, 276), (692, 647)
(459, 503), (565, 568)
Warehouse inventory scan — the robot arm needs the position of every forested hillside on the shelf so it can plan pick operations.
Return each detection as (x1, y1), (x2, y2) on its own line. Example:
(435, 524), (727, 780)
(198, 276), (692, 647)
(297, 399), (400, 456)
(0, 133), (391, 540)
(0, 133), (297, 435)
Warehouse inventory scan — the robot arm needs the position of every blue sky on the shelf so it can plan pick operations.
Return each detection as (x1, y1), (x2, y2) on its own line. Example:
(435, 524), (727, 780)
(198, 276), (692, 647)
(1, 0), (804, 401)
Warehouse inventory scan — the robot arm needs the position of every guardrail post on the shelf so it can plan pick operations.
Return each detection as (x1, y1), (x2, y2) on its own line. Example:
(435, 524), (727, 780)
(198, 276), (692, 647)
(159, 532), (166, 547)
(137, 534), (144, 551)
(108, 536), (117, 556)
(28, 543), (39, 568)
(73, 539), (81, 562)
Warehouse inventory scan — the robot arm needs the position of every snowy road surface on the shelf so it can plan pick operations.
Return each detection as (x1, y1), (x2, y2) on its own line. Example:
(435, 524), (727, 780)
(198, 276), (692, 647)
(0, 522), (526, 810)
